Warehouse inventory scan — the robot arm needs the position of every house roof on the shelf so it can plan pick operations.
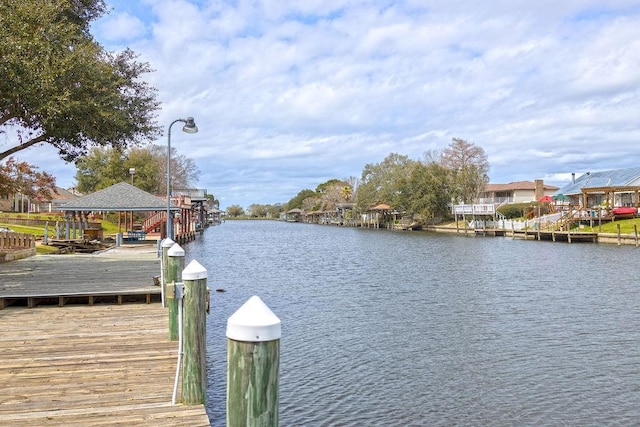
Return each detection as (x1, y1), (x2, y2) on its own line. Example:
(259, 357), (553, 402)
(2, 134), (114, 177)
(50, 187), (79, 202)
(59, 182), (172, 212)
(557, 167), (640, 195)
(484, 181), (559, 192)
(371, 203), (391, 210)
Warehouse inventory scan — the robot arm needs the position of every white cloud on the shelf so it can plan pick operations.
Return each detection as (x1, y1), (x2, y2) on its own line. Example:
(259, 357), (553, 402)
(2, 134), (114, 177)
(16, 0), (640, 209)
(95, 12), (147, 42)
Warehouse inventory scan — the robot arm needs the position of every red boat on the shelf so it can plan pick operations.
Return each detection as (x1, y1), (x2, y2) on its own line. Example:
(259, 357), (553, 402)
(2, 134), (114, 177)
(611, 207), (638, 218)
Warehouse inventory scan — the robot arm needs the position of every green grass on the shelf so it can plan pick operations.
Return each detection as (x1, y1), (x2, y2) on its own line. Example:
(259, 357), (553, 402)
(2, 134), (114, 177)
(583, 217), (640, 234)
(0, 224), (45, 235)
(1, 212), (120, 239)
(36, 244), (60, 255)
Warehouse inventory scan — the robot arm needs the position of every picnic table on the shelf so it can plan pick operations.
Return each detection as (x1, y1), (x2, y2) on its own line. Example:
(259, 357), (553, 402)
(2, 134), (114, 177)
(126, 230), (146, 241)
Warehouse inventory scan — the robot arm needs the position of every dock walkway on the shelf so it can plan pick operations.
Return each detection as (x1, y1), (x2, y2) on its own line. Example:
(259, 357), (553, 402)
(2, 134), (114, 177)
(0, 244), (211, 425)
(0, 244), (162, 309)
(0, 304), (210, 426)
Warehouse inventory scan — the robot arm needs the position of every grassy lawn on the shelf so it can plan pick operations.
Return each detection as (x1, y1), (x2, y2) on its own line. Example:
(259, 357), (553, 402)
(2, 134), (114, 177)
(583, 217), (640, 234)
(0, 212), (120, 238)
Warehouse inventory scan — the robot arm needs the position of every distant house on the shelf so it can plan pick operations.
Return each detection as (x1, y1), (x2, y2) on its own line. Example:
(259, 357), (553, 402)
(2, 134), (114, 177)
(0, 186), (79, 213)
(285, 208), (303, 222)
(556, 167), (640, 208)
(479, 180), (559, 204)
(38, 187), (81, 213)
(0, 192), (11, 212)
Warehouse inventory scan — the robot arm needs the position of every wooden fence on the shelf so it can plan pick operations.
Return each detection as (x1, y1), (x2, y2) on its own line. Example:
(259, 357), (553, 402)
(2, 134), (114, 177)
(0, 231), (35, 251)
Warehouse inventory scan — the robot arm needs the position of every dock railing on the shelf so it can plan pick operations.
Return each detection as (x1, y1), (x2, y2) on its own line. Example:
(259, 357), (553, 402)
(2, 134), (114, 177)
(0, 231), (35, 251)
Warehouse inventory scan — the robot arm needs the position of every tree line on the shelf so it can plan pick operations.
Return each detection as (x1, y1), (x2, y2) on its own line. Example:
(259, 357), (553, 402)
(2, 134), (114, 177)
(227, 138), (489, 223)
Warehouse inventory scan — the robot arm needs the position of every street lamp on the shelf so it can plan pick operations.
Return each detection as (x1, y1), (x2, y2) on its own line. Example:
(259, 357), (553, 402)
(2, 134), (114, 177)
(167, 117), (198, 240)
(129, 167), (136, 185)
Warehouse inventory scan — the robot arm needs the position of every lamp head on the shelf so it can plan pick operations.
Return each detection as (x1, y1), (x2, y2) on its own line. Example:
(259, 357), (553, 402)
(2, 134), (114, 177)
(182, 117), (198, 134)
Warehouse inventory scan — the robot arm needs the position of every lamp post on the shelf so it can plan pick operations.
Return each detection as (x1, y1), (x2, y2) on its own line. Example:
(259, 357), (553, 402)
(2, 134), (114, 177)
(167, 117), (198, 240)
(129, 167), (136, 185)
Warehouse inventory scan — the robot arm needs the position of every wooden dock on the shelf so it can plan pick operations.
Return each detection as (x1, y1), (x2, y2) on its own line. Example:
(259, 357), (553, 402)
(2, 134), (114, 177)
(0, 245), (162, 309)
(0, 245), (211, 425)
(511, 229), (598, 243)
(0, 304), (210, 426)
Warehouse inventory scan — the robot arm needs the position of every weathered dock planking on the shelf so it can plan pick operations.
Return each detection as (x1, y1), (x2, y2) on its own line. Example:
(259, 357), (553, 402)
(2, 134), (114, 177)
(0, 304), (211, 426)
(0, 245), (162, 309)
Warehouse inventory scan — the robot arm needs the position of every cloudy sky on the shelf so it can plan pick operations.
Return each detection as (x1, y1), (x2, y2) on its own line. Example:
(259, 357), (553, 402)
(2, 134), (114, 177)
(16, 0), (640, 208)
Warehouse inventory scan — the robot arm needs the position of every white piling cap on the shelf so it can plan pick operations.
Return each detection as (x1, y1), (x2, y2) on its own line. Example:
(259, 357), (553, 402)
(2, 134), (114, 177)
(182, 259), (207, 280)
(167, 243), (185, 257)
(162, 238), (175, 248)
(226, 296), (281, 342)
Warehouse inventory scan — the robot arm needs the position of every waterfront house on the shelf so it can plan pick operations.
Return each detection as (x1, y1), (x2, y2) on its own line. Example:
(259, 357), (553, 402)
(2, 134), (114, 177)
(478, 180), (559, 204)
(555, 167), (640, 208)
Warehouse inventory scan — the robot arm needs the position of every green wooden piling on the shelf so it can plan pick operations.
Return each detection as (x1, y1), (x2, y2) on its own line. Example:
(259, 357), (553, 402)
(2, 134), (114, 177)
(161, 238), (175, 308)
(181, 260), (208, 405)
(226, 296), (281, 427)
(167, 243), (185, 341)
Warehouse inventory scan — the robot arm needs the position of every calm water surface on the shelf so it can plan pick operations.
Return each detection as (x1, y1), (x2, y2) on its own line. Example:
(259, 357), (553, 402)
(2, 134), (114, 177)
(185, 220), (640, 426)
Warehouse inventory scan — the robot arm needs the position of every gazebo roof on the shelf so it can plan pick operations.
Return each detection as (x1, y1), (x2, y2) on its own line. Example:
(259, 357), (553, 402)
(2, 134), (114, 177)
(59, 182), (173, 212)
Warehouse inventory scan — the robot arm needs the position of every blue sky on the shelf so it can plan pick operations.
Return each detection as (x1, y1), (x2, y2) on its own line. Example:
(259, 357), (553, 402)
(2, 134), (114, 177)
(11, 0), (640, 209)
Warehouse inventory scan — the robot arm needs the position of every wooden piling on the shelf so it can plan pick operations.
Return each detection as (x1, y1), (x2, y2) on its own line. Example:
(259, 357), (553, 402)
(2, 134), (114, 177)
(181, 260), (208, 405)
(617, 223), (622, 246)
(226, 296), (281, 427)
(167, 243), (185, 341)
(161, 238), (175, 307)
(635, 224), (638, 247)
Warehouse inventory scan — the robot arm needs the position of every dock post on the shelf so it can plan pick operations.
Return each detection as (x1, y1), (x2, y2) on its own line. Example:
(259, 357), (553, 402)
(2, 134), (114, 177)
(226, 296), (281, 427)
(617, 224), (621, 246)
(182, 260), (208, 405)
(167, 244), (185, 341)
(161, 238), (175, 308)
(635, 224), (638, 247)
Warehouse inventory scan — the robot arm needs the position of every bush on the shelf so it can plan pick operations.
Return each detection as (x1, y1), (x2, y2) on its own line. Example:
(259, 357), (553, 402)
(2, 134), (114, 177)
(498, 202), (553, 219)
(498, 203), (527, 219)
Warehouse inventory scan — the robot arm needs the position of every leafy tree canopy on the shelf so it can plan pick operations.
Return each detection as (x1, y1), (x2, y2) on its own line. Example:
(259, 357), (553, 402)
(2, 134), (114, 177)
(286, 189), (317, 210)
(0, 157), (57, 202)
(315, 178), (343, 194)
(74, 145), (198, 194)
(0, 0), (161, 162)
(356, 153), (418, 211)
(226, 204), (245, 217)
(399, 161), (451, 222)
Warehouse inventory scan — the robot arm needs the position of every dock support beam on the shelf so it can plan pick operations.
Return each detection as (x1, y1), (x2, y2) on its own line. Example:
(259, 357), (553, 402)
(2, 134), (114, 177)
(182, 260), (208, 405)
(167, 244), (185, 341)
(226, 296), (281, 427)
(161, 238), (175, 307)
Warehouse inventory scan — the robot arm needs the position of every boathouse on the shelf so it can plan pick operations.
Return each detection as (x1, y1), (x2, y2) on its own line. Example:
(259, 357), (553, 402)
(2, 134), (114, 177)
(556, 167), (640, 209)
(58, 182), (197, 243)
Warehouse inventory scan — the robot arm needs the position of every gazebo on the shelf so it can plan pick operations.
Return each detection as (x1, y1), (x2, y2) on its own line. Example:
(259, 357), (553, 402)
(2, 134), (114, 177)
(59, 182), (176, 241)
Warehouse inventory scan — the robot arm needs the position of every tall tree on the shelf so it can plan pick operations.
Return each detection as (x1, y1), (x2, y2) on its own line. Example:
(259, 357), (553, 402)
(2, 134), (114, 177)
(0, 158), (57, 205)
(74, 145), (198, 194)
(356, 153), (417, 211)
(440, 138), (489, 204)
(148, 144), (199, 192)
(226, 204), (245, 217)
(0, 0), (160, 162)
(286, 189), (317, 210)
(399, 161), (451, 222)
(319, 180), (349, 211)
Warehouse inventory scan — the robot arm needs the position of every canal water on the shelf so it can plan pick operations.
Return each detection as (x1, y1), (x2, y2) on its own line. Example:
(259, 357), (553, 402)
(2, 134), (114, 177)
(186, 220), (640, 426)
